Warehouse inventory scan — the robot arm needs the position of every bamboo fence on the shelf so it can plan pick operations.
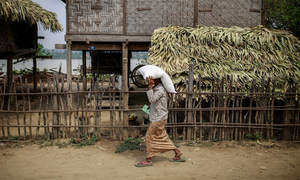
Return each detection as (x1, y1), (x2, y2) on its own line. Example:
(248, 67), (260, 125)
(0, 67), (299, 141)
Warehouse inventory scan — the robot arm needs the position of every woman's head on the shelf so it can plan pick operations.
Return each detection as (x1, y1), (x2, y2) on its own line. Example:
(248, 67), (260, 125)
(153, 79), (161, 86)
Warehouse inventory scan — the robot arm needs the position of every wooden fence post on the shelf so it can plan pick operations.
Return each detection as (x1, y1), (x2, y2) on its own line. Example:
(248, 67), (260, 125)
(52, 74), (59, 139)
(66, 41), (72, 91)
(187, 64), (194, 141)
(82, 50), (87, 91)
(283, 84), (296, 140)
(122, 42), (129, 139)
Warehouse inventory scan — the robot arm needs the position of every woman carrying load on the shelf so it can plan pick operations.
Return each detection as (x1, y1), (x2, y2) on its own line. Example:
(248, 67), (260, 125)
(135, 77), (185, 167)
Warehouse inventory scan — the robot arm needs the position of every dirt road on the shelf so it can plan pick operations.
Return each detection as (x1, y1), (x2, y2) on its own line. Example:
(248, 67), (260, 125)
(0, 140), (299, 180)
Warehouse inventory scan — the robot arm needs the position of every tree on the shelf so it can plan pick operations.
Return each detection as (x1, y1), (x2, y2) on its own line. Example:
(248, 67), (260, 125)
(37, 43), (52, 56)
(265, 0), (300, 38)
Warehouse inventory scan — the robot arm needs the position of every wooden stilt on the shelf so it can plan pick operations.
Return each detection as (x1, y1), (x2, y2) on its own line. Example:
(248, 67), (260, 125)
(122, 42), (129, 139)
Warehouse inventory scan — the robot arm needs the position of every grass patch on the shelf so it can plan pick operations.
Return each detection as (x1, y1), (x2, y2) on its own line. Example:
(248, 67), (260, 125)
(115, 137), (142, 153)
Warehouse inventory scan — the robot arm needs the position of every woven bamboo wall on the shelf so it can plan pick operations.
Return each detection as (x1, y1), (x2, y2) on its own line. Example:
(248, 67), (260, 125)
(68, 0), (124, 34)
(198, 0), (261, 27)
(67, 0), (262, 35)
(126, 0), (194, 34)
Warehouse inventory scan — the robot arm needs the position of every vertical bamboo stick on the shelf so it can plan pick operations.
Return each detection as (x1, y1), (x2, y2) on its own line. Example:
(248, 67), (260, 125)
(221, 76), (225, 141)
(109, 75), (113, 139)
(87, 76), (91, 138)
(52, 74), (59, 139)
(296, 84), (300, 140)
(0, 81), (6, 137)
(183, 77), (188, 141)
(209, 80), (216, 140)
(98, 74), (104, 138)
(22, 79), (27, 139)
(74, 76), (80, 138)
(112, 75), (117, 140)
(234, 77), (239, 140)
(14, 80), (20, 138)
(226, 76), (233, 141)
(168, 93), (173, 139)
(37, 79), (43, 136)
(7, 80), (13, 137)
(248, 79), (256, 137)
(174, 84), (178, 140)
(198, 76), (203, 141)
(46, 77), (51, 139)
(214, 78), (222, 140)
(26, 80), (32, 138)
(61, 75), (67, 138)
(94, 78), (99, 137)
(170, 93), (175, 140)
(193, 76), (197, 141)
(239, 81), (245, 140)
(118, 75), (122, 139)
(270, 80), (275, 138)
(229, 77), (235, 140)
(260, 78), (265, 137)
(266, 78), (271, 140)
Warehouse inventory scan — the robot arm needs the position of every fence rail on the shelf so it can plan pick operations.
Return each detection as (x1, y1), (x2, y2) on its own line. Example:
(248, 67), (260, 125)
(0, 68), (299, 141)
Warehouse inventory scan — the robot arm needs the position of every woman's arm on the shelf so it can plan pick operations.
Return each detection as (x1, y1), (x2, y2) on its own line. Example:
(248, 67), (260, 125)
(147, 88), (164, 104)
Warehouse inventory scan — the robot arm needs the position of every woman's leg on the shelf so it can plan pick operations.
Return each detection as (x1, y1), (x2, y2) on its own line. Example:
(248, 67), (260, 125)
(174, 149), (183, 158)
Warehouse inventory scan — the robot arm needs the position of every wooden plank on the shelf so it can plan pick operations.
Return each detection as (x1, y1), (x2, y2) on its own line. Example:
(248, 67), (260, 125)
(199, 9), (212, 12)
(128, 44), (150, 51)
(261, 0), (266, 26)
(250, 8), (261, 13)
(55, 44), (66, 49)
(194, 0), (198, 27)
(123, 0), (127, 35)
(72, 44), (122, 51)
(66, 0), (70, 33)
(65, 35), (151, 42)
(66, 41), (72, 91)
(136, 7), (151, 11)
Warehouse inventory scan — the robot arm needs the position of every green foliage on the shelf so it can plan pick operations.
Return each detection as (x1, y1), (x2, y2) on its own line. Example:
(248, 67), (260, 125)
(265, 0), (300, 38)
(71, 135), (100, 148)
(245, 132), (262, 140)
(86, 73), (93, 81)
(51, 50), (82, 59)
(115, 137), (142, 153)
(37, 135), (99, 148)
(8, 136), (18, 141)
(13, 67), (40, 75)
(38, 43), (52, 56)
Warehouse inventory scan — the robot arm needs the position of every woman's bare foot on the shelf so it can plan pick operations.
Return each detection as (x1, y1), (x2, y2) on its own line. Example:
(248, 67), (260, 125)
(135, 158), (152, 167)
(174, 149), (182, 158)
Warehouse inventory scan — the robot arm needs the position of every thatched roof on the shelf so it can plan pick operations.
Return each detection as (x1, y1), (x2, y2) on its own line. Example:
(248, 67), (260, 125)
(148, 25), (300, 92)
(0, 0), (63, 32)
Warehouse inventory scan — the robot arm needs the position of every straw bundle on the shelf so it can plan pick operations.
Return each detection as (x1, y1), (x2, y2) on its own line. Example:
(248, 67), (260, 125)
(0, 0), (63, 32)
(148, 25), (300, 92)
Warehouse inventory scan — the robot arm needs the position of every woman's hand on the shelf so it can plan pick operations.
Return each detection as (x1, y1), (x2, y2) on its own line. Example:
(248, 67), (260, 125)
(147, 77), (154, 90)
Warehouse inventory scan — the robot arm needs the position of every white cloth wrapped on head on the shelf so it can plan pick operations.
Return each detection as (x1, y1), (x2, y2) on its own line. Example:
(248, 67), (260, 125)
(138, 65), (176, 93)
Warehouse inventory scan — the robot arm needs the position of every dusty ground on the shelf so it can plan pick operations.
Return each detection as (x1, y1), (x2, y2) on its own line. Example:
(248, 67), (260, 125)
(0, 140), (299, 180)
